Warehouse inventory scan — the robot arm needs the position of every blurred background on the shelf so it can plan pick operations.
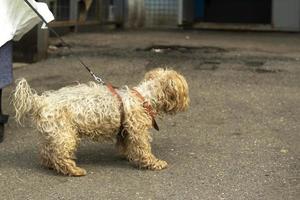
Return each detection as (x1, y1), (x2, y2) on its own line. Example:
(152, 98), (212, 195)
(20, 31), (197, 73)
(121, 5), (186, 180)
(14, 0), (300, 62)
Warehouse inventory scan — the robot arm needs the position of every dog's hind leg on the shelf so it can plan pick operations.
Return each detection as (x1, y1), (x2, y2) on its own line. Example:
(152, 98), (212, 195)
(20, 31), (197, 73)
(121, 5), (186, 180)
(39, 126), (86, 176)
(123, 129), (168, 170)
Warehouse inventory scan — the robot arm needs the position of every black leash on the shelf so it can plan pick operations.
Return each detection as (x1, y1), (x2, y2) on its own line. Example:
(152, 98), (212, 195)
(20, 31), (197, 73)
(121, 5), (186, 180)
(24, 0), (105, 84)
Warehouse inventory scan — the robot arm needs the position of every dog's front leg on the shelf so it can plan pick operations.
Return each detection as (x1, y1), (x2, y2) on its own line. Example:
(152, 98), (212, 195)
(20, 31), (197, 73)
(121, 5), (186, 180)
(123, 129), (168, 170)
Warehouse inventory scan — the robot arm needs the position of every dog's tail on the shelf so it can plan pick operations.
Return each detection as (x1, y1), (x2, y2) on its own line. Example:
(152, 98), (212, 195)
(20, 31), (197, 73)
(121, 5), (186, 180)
(13, 78), (41, 124)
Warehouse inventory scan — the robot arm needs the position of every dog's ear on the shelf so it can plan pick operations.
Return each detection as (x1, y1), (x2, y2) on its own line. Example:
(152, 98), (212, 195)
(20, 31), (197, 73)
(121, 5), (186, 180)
(160, 72), (189, 114)
(162, 78), (179, 113)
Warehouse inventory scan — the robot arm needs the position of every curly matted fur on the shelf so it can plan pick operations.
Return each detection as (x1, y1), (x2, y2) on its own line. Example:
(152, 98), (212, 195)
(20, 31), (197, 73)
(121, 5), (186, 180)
(13, 68), (189, 176)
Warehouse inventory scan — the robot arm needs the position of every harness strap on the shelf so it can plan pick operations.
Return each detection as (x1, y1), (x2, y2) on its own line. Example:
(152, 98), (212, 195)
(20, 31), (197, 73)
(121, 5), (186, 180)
(131, 88), (159, 131)
(106, 84), (159, 133)
(106, 83), (125, 137)
(107, 83), (122, 105)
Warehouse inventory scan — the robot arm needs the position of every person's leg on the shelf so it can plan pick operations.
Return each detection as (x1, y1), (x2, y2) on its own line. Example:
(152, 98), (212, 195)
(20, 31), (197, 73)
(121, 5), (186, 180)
(0, 40), (13, 143)
(0, 89), (2, 114)
(0, 89), (9, 143)
(0, 89), (3, 142)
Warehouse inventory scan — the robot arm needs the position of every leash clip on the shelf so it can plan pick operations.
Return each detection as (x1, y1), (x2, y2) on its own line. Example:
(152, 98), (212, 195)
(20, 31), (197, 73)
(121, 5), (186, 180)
(92, 74), (105, 85)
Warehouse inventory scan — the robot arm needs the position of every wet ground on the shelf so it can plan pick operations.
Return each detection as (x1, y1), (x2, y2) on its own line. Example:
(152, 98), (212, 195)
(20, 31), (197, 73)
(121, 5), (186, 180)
(1, 30), (300, 199)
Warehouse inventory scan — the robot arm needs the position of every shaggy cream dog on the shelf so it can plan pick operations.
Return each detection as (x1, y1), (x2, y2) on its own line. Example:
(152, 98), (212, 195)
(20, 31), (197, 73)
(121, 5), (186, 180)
(13, 68), (189, 176)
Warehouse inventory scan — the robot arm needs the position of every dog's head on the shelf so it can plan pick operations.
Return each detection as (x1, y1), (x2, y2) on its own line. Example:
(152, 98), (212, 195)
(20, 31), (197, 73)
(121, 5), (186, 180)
(145, 68), (190, 114)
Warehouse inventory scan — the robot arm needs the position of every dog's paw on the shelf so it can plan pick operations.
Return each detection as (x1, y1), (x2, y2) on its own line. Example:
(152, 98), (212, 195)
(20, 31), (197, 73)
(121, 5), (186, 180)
(69, 167), (87, 177)
(148, 159), (168, 170)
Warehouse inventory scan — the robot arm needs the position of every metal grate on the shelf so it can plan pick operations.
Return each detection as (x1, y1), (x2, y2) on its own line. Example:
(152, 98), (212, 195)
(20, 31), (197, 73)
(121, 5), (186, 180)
(86, 0), (99, 21)
(47, 0), (100, 22)
(144, 0), (178, 27)
(48, 0), (70, 21)
(56, 0), (70, 20)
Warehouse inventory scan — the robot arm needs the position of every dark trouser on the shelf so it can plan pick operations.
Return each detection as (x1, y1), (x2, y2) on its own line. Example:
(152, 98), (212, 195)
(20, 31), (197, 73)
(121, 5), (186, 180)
(0, 40), (13, 143)
(0, 89), (8, 142)
(0, 89), (2, 114)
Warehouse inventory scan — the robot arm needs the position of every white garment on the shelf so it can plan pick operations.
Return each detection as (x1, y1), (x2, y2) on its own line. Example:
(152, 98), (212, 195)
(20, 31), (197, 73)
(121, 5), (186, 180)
(0, 0), (54, 47)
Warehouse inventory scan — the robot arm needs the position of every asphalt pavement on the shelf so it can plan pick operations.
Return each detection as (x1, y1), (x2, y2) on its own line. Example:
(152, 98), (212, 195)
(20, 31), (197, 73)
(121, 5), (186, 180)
(0, 30), (299, 200)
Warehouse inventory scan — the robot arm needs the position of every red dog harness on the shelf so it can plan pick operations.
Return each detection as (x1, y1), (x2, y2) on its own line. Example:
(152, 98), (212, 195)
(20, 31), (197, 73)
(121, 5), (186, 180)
(106, 83), (159, 133)
(131, 88), (159, 131)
